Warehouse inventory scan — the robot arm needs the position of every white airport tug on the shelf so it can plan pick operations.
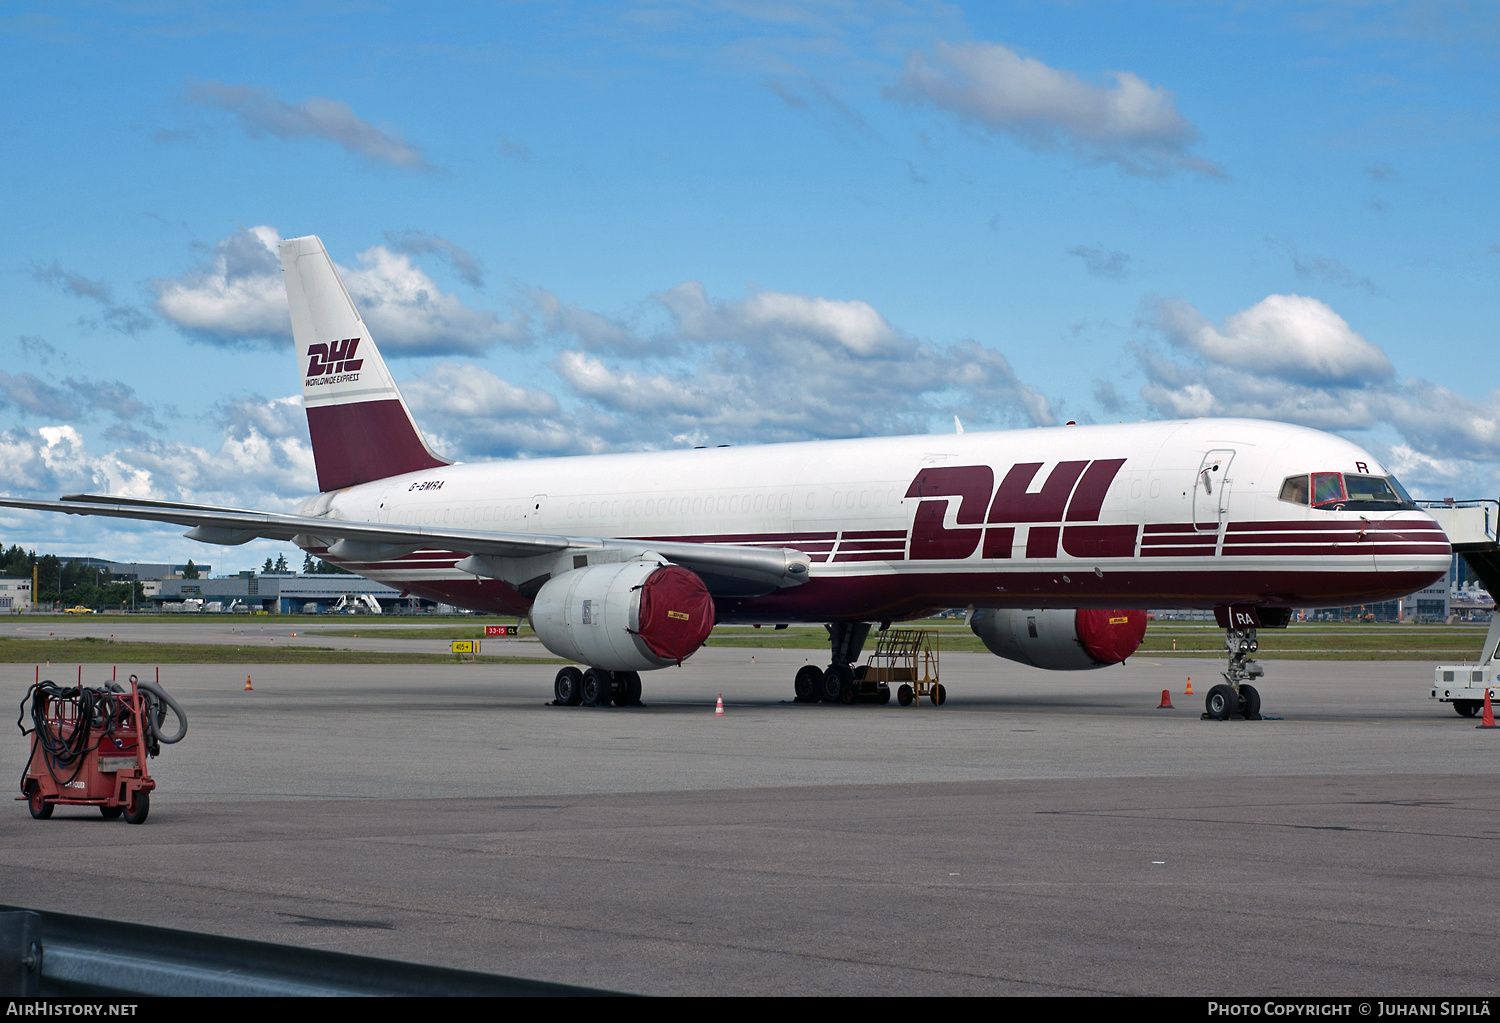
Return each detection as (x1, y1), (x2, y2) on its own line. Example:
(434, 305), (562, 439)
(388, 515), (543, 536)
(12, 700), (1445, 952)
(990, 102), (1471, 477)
(1421, 499), (1500, 718)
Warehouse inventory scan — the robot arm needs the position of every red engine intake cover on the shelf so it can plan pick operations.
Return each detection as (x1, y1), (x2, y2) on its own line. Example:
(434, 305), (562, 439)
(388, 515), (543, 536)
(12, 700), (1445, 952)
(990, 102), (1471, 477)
(637, 564), (716, 663)
(1075, 609), (1149, 665)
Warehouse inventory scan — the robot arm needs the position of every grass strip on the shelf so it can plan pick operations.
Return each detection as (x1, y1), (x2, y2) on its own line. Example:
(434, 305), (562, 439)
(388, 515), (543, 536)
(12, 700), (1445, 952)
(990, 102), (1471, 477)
(0, 637), (564, 665)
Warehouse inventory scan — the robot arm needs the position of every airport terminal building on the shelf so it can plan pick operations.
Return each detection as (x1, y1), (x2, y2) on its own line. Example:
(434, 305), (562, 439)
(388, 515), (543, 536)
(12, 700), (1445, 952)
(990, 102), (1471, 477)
(153, 573), (429, 614)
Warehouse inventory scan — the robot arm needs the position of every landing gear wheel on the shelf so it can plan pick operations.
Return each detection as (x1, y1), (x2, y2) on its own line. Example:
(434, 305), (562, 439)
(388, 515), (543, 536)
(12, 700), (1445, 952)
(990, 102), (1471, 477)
(581, 668), (614, 707)
(794, 665), (823, 703)
(122, 791), (149, 825)
(1205, 683), (1238, 721)
(100, 805), (123, 820)
(897, 684), (913, 707)
(554, 667), (584, 706)
(26, 785), (51, 820)
(1454, 700), (1480, 718)
(932, 684), (947, 707)
(1239, 683), (1262, 720)
(821, 665), (852, 704)
(621, 672), (643, 705)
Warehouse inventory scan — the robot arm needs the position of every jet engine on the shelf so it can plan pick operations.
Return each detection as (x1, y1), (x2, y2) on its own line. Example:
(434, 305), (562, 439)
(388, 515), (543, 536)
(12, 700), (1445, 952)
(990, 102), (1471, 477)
(529, 560), (715, 671)
(969, 608), (1147, 670)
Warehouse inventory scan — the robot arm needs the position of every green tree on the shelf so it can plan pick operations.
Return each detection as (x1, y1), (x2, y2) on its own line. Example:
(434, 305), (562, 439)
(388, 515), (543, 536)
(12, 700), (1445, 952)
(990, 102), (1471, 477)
(262, 557), (274, 573)
(302, 552), (315, 573)
(182, 559), (200, 580)
(273, 553), (289, 572)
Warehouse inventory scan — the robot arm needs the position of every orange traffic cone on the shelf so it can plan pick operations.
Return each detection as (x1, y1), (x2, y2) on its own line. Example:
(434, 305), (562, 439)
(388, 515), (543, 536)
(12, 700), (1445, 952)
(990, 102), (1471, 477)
(1157, 689), (1174, 709)
(715, 694), (725, 717)
(244, 675), (254, 691)
(1185, 677), (1194, 696)
(1479, 689), (1496, 729)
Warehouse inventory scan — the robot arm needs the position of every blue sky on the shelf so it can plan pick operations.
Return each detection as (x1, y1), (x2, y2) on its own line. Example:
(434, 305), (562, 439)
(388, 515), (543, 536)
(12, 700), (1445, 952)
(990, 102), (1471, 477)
(1, 1), (1497, 572)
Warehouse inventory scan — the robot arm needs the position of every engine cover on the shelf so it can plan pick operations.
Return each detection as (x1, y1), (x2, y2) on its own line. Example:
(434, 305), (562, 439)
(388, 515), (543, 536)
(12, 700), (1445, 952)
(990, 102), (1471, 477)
(970, 608), (1147, 670)
(530, 560), (715, 671)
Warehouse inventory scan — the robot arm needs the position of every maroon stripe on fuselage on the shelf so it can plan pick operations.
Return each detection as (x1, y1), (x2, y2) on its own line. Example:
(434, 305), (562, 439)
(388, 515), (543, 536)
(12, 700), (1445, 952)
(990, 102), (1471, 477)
(1226, 518), (1440, 532)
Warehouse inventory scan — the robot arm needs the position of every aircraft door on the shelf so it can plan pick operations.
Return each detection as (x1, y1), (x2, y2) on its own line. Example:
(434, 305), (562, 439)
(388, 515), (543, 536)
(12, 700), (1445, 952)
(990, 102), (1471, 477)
(526, 494), (547, 533)
(1193, 450), (1235, 532)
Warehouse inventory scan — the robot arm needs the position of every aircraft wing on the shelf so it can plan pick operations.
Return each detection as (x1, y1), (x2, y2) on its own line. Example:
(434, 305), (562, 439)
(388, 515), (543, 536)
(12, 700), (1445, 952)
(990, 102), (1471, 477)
(0, 494), (811, 594)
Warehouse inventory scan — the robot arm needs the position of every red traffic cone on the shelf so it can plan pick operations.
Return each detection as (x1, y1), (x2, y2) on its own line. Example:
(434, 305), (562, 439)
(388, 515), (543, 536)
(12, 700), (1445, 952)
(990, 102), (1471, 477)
(715, 694), (725, 717)
(1157, 688), (1174, 709)
(1479, 689), (1496, 729)
(244, 675), (254, 691)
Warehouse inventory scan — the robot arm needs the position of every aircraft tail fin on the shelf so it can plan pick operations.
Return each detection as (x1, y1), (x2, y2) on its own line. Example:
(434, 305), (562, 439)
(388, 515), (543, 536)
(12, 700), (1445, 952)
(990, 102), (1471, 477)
(280, 235), (448, 492)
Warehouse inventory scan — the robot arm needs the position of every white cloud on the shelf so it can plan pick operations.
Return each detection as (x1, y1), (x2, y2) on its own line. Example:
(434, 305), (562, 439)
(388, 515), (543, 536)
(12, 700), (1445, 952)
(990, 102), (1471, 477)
(154, 227), (527, 355)
(1151, 294), (1393, 386)
(341, 245), (526, 355)
(187, 80), (430, 170)
(154, 226), (290, 344)
(1133, 293), (1500, 496)
(384, 230), (484, 288)
(660, 281), (900, 356)
(400, 363), (574, 459)
(402, 362), (557, 418)
(555, 351), (715, 415)
(537, 282), (1056, 448)
(895, 41), (1218, 176)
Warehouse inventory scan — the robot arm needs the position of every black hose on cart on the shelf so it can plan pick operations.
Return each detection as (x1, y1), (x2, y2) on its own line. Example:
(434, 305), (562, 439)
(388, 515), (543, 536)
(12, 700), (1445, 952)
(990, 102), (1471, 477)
(16, 675), (187, 791)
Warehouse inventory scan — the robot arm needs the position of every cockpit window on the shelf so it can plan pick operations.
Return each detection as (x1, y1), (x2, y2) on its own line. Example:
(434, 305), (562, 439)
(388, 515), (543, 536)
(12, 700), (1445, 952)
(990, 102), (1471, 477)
(1311, 472), (1346, 506)
(1344, 474), (1404, 504)
(1282, 471), (1415, 510)
(1279, 475), (1309, 505)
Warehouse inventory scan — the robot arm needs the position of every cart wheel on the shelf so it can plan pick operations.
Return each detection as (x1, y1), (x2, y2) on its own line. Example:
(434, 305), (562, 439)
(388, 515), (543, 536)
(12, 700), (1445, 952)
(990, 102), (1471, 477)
(123, 791), (150, 825)
(897, 684), (913, 707)
(1454, 700), (1479, 718)
(26, 785), (52, 820)
(932, 684), (947, 706)
(840, 684), (855, 705)
(100, 805), (123, 820)
(879, 687), (891, 705)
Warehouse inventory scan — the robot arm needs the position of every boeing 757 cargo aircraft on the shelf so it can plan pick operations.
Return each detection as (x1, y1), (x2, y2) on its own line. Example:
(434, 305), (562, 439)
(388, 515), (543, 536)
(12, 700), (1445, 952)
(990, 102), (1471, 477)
(0, 236), (1451, 718)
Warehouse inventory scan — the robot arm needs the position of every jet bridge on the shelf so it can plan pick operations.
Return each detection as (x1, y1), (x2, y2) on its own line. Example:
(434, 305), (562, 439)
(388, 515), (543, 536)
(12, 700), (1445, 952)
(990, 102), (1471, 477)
(1419, 499), (1500, 716)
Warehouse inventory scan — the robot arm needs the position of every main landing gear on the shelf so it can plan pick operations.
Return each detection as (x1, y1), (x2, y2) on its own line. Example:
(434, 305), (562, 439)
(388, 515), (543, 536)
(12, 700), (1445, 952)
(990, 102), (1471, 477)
(792, 623), (890, 705)
(1204, 626), (1264, 721)
(552, 666), (643, 708)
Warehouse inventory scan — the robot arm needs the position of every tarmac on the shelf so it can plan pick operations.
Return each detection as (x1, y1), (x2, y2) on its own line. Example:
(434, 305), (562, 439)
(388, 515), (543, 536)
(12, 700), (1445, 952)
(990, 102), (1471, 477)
(1, 641), (1496, 995)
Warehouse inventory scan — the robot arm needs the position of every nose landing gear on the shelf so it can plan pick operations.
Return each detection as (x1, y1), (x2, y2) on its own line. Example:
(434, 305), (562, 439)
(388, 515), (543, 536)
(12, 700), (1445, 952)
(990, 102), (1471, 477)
(1205, 627), (1265, 720)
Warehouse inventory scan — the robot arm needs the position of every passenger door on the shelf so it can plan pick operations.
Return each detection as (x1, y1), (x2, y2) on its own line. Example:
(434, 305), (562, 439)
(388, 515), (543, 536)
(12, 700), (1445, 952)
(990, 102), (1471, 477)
(1193, 450), (1235, 532)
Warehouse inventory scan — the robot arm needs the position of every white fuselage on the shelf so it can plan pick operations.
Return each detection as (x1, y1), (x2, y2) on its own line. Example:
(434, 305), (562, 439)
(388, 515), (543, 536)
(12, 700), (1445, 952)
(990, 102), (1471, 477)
(301, 417), (1450, 621)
